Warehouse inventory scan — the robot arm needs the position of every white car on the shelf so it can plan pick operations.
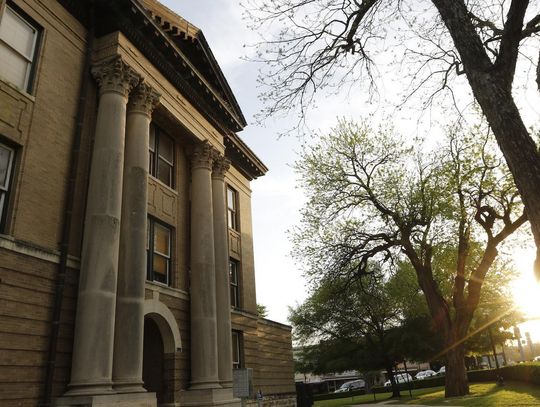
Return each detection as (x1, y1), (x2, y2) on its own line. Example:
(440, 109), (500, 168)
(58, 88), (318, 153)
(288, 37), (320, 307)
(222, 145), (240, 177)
(334, 379), (365, 393)
(384, 373), (413, 387)
(415, 370), (436, 380)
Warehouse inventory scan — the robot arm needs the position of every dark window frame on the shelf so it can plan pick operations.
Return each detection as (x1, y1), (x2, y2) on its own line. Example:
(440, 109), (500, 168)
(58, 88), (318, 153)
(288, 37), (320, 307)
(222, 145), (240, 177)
(232, 330), (243, 369)
(0, 139), (15, 232)
(227, 186), (238, 231)
(0, 2), (42, 94)
(146, 216), (173, 286)
(229, 258), (240, 309)
(149, 123), (175, 189)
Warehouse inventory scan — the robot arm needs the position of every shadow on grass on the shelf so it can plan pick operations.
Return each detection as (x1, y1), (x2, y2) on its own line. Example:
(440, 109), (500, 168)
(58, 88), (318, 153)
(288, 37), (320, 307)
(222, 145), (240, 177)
(394, 381), (540, 406)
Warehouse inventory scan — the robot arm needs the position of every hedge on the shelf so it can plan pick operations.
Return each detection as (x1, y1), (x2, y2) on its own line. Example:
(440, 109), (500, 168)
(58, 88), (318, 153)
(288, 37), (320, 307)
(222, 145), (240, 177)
(312, 363), (540, 401)
(313, 389), (367, 401)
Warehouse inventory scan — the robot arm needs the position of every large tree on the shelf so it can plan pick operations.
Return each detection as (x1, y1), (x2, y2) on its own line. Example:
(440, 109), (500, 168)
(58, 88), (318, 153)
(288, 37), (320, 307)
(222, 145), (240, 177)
(246, 0), (540, 277)
(292, 119), (526, 396)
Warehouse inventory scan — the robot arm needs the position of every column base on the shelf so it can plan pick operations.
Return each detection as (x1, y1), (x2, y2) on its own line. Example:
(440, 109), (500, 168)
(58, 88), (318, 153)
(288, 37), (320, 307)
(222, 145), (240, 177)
(180, 387), (240, 407)
(219, 380), (233, 389)
(54, 392), (157, 407)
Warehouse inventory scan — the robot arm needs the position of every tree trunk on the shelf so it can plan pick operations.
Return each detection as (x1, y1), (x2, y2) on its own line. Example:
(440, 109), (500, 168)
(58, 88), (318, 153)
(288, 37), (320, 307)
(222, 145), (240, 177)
(444, 344), (469, 397)
(431, 0), (540, 278)
(385, 365), (400, 398)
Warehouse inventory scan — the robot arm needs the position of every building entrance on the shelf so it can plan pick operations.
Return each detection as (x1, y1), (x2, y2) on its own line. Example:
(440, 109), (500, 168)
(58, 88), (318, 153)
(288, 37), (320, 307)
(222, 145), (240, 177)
(143, 317), (165, 404)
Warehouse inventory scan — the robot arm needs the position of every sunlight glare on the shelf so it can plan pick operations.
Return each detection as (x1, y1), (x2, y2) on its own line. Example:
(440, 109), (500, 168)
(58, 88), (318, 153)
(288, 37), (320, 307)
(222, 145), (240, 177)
(511, 248), (540, 342)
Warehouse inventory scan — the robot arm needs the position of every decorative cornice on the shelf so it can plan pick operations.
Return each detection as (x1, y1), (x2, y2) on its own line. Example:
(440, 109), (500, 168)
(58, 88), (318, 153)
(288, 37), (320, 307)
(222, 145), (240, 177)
(212, 155), (230, 180)
(190, 141), (215, 171)
(127, 81), (161, 116)
(91, 56), (140, 98)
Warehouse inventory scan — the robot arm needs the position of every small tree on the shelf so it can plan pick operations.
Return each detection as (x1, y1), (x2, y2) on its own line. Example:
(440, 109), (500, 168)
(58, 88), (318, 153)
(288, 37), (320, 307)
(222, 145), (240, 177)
(257, 303), (269, 318)
(292, 119), (526, 396)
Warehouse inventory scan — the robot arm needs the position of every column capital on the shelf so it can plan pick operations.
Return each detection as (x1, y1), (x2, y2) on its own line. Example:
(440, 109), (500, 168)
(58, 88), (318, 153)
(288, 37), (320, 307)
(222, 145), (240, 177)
(190, 141), (215, 171)
(212, 155), (230, 180)
(128, 81), (161, 117)
(91, 56), (140, 98)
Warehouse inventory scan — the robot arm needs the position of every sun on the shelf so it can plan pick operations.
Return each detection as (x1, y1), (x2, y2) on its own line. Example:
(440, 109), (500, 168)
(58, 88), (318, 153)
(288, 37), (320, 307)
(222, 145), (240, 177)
(511, 248), (540, 342)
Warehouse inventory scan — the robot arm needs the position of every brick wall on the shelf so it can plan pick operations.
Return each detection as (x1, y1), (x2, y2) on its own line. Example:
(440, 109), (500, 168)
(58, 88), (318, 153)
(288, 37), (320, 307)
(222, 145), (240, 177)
(0, 246), (78, 406)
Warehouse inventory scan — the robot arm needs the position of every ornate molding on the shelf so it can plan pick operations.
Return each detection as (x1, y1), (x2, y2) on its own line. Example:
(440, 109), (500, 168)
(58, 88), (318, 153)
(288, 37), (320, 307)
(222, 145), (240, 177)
(127, 81), (161, 117)
(212, 154), (230, 180)
(190, 141), (215, 171)
(91, 56), (140, 98)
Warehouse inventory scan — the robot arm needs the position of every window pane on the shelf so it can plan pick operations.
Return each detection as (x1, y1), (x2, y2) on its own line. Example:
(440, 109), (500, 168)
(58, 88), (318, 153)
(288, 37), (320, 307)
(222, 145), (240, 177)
(229, 262), (237, 284)
(154, 223), (170, 256)
(227, 188), (235, 210)
(158, 134), (174, 163)
(230, 285), (238, 308)
(149, 125), (156, 152)
(0, 44), (29, 89)
(157, 158), (172, 186)
(0, 192), (5, 223)
(0, 8), (36, 58)
(153, 254), (168, 284)
(0, 145), (13, 188)
(227, 210), (236, 230)
(149, 151), (155, 177)
(232, 332), (239, 364)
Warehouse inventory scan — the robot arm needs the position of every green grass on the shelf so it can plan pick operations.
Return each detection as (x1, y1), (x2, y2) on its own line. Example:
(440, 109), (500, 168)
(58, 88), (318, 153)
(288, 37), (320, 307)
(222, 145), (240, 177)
(313, 382), (540, 406)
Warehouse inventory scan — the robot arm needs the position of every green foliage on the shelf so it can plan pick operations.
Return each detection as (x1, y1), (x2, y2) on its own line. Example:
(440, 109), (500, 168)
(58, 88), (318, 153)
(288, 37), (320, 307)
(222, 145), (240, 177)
(290, 268), (441, 375)
(256, 303), (268, 318)
(292, 118), (527, 396)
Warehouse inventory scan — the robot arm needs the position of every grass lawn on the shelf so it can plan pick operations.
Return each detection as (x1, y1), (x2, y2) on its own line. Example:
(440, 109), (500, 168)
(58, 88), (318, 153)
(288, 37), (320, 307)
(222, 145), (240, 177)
(314, 382), (540, 406)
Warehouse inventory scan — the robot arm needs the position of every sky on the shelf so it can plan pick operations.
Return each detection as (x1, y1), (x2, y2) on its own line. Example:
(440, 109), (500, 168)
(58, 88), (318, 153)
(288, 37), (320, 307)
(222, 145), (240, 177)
(161, 0), (310, 324)
(160, 1), (540, 347)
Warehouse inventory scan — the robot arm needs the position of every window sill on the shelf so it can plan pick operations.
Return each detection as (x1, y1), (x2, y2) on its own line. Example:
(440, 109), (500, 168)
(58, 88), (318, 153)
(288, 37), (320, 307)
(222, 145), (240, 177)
(149, 174), (177, 195)
(145, 280), (189, 301)
(0, 78), (36, 103)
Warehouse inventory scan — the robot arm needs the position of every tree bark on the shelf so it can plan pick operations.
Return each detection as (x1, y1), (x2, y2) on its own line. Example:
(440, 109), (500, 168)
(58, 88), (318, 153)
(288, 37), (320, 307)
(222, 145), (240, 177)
(444, 343), (469, 397)
(431, 0), (540, 279)
(385, 364), (400, 398)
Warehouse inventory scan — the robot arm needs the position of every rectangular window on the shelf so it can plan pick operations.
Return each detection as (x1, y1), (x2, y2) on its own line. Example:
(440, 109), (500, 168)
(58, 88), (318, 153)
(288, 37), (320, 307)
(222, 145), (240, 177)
(0, 4), (39, 92)
(149, 123), (174, 188)
(227, 186), (238, 231)
(232, 331), (243, 369)
(229, 259), (240, 308)
(0, 141), (15, 231)
(147, 217), (172, 285)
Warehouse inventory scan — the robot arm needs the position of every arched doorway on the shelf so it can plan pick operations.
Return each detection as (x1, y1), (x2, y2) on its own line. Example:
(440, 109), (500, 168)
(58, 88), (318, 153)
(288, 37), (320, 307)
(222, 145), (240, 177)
(143, 298), (182, 405)
(143, 317), (165, 404)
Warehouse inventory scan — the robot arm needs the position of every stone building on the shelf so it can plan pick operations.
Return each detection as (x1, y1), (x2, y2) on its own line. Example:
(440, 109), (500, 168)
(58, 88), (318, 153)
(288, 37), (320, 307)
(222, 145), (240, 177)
(0, 0), (295, 406)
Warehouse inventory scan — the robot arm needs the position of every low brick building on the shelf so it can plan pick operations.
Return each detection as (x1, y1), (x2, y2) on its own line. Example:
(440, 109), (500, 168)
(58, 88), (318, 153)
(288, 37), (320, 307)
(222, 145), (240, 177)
(0, 0), (295, 406)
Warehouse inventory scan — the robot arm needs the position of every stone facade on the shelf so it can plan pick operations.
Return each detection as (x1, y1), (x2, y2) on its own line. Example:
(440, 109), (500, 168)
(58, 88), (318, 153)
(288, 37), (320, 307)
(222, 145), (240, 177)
(0, 1), (295, 406)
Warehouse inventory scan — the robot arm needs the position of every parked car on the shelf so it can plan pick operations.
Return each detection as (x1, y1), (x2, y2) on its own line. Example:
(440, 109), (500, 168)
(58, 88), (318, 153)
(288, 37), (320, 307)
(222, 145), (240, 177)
(437, 366), (446, 375)
(334, 379), (366, 393)
(415, 369), (436, 380)
(384, 373), (413, 387)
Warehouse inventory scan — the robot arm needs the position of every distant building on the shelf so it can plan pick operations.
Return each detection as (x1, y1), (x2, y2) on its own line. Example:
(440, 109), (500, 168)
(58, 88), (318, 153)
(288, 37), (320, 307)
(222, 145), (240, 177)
(0, 1), (295, 406)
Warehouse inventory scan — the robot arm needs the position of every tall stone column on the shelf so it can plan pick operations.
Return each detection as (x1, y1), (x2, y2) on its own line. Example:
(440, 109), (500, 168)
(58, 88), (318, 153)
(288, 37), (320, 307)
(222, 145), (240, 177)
(212, 155), (233, 388)
(189, 141), (221, 390)
(66, 56), (139, 395)
(113, 82), (160, 393)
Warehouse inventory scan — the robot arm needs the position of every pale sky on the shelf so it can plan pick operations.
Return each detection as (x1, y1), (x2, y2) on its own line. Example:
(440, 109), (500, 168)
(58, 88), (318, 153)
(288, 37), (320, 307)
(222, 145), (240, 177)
(161, 1), (540, 340)
(161, 0), (310, 324)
